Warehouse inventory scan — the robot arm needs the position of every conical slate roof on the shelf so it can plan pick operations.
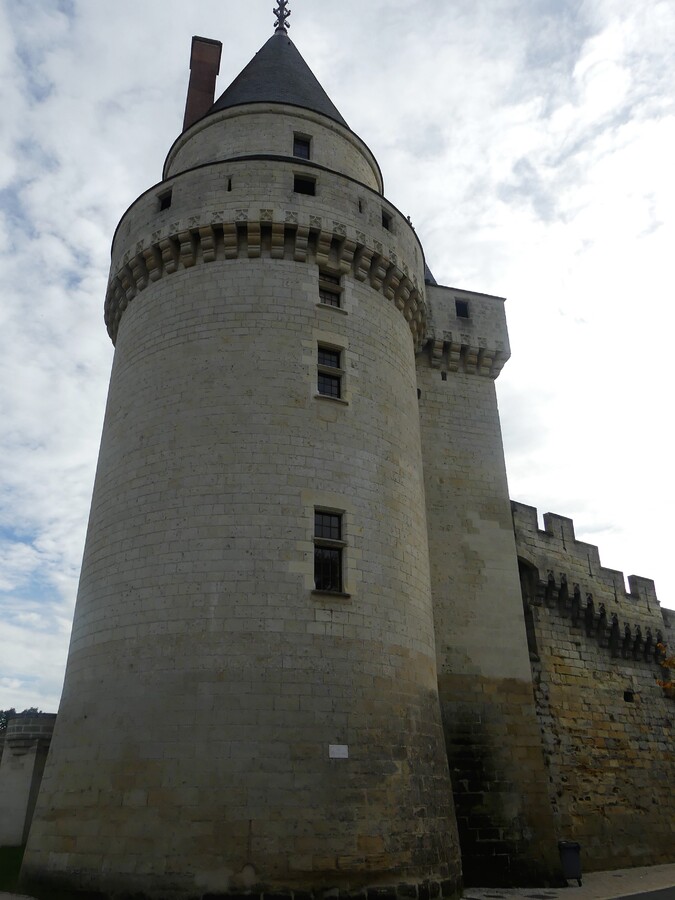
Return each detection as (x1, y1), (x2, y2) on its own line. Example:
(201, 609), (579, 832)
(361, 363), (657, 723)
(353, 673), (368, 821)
(209, 31), (348, 128)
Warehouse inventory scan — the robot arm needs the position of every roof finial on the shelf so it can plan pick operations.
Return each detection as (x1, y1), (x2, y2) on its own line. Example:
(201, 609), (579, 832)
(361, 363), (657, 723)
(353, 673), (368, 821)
(274, 0), (291, 33)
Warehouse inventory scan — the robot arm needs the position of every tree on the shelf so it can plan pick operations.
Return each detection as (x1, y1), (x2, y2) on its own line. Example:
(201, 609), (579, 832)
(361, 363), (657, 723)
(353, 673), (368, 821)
(0, 709), (16, 731)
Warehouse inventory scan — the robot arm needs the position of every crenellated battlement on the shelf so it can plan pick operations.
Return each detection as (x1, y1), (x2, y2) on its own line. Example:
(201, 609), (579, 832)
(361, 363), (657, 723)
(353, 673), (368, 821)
(514, 501), (674, 868)
(512, 501), (667, 627)
(524, 565), (668, 665)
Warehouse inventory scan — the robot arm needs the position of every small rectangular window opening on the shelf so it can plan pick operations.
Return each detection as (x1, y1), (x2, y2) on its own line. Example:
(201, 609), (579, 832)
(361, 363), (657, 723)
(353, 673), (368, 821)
(314, 510), (344, 593)
(293, 134), (311, 159)
(623, 690), (635, 703)
(320, 273), (341, 286)
(318, 345), (342, 399)
(294, 175), (316, 196)
(382, 210), (392, 231)
(319, 271), (342, 308)
(158, 189), (172, 211)
(455, 299), (470, 318)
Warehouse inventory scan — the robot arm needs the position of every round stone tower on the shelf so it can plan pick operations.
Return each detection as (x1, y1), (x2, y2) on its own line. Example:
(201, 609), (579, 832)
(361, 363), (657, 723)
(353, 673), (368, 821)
(22, 20), (461, 900)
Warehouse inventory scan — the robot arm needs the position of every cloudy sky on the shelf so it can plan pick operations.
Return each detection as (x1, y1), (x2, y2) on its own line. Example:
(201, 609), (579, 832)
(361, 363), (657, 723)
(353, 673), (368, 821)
(1, 0), (673, 711)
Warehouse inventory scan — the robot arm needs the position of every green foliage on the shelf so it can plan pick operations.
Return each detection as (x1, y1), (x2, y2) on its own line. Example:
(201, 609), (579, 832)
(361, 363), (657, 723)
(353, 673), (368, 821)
(0, 709), (16, 731)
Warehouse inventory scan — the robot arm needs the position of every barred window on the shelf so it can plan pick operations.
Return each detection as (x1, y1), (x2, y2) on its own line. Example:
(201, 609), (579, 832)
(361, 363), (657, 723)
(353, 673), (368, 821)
(318, 346), (342, 399)
(319, 271), (342, 308)
(314, 511), (344, 593)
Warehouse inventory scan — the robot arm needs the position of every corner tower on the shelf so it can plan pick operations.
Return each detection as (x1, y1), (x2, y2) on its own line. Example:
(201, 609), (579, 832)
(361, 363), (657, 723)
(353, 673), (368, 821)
(417, 288), (561, 884)
(22, 16), (462, 900)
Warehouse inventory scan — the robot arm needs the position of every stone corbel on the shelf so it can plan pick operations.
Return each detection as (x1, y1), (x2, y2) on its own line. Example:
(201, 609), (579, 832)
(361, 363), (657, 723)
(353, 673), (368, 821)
(271, 223), (285, 260)
(353, 246), (374, 282)
(119, 266), (136, 303)
(370, 255), (389, 291)
(337, 239), (357, 274)
(159, 237), (179, 274)
(448, 341), (461, 372)
(129, 253), (148, 292)
(315, 230), (332, 267)
(294, 226), (310, 262)
(199, 225), (217, 263)
(395, 280), (412, 313)
(178, 230), (197, 268)
(247, 222), (261, 258)
(478, 347), (493, 378)
(383, 265), (403, 302)
(143, 246), (163, 282)
(223, 223), (238, 259)
(110, 277), (127, 314)
(465, 346), (479, 373)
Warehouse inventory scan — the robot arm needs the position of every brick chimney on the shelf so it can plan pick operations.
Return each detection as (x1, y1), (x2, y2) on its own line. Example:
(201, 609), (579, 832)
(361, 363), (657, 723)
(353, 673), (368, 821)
(183, 36), (223, 132)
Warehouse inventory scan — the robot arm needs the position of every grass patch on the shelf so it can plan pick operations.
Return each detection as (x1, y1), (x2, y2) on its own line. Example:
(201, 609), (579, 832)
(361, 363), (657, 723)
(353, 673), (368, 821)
(0, 844), (25, 892)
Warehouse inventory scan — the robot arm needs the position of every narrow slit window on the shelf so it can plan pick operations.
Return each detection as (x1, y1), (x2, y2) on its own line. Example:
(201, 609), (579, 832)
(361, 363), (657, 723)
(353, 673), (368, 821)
(294, 175), (316, 196)
(293, 134), (311, 159)
(314, 511), (344, 593)
(318, 346), (342, 399)
(319, 271), (342, 308)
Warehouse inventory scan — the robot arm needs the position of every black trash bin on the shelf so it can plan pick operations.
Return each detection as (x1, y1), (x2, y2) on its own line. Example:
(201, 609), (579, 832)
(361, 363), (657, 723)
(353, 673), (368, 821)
(558, 840), (582, 886)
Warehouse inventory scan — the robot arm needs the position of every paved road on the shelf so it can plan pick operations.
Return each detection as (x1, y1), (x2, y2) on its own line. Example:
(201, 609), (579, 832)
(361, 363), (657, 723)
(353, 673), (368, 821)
(463, 863), (675, 900)
(613, 889), (675, 900)
(3, 875), (675, 900)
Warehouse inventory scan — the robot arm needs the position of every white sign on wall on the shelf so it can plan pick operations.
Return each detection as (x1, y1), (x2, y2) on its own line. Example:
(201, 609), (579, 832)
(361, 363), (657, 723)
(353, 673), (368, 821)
(329, 744), (349, 759)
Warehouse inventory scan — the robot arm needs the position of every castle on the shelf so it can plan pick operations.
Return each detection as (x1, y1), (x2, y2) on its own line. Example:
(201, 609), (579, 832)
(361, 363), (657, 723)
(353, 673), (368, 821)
(2, 8), (672, 898)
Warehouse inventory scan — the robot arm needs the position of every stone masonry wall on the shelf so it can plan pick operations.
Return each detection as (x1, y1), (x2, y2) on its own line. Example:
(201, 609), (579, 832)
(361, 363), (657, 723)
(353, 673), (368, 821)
(513, 502), (675, 870)
(164, 106), (382, 192)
